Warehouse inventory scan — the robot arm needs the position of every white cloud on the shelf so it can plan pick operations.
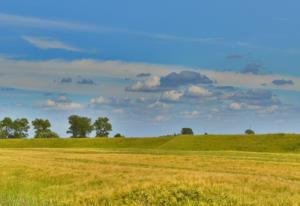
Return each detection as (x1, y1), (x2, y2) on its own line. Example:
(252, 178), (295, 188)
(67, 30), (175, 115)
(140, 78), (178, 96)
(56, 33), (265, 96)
(41, 99), (84, 110)
(154, 115), (170, 122)
(161, 90), (183, 101)
(0, 13), (221, 44)
(186, 85), (213, 97)
(127, 76), (161, 92)
(22, 36), (82, 52)
(112, 108), (124, 114)
(148, 101), (170, 110)
(0, 57), (300, 97)
(90, 96), (111, 105)
(229, 102), (242, 110)
(181, 110), (200, 118)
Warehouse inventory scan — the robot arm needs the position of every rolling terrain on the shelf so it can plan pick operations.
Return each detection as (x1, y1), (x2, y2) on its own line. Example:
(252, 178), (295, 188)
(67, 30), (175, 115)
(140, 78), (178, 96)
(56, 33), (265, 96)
(0, 134), (300, 206)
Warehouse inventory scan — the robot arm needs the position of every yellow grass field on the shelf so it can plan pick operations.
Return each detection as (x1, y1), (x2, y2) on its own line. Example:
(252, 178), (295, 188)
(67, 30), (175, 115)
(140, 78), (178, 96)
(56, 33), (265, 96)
(0, 148), (299, 206)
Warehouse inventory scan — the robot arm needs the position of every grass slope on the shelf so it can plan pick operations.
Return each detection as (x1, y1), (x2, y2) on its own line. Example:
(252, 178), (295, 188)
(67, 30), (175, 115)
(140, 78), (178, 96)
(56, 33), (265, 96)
(0, 134), (300, 153)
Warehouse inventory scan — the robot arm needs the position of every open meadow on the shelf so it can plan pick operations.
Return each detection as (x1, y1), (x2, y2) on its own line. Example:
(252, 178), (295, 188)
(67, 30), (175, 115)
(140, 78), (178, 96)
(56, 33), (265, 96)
(0, 135), (300, 206)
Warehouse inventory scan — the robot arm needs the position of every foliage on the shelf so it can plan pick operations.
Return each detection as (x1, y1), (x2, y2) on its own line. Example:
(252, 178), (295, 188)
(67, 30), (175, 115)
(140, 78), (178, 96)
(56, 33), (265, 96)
(35, 130), (59, 138)
(32, 119), (59, 138)
(0, 117), (29, 138)
(114, 133), (124, 138)
(93, 117), (112, 137)
(181, 128), (194, 135)
(0, 117), (14, 138)
(245, 129), (255, 135)
(11, 118), (30, 138)
(67, 115), (93, 138)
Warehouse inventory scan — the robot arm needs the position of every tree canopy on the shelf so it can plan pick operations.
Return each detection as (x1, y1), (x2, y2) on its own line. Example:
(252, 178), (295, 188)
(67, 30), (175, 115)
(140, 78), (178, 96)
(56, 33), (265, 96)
(32, 119), (59, 138)
(67, 115), (93, 138)
(94, 117), (112, 137)
(181, 128), (194, 135)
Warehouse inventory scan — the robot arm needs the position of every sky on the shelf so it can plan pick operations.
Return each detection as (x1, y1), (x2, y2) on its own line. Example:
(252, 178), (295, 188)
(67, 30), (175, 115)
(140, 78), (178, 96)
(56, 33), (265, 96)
(0, 0), (300, 137)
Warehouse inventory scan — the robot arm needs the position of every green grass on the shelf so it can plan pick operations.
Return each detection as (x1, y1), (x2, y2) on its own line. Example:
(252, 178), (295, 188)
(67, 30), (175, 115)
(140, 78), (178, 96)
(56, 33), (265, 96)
(0, 134), (300, 153)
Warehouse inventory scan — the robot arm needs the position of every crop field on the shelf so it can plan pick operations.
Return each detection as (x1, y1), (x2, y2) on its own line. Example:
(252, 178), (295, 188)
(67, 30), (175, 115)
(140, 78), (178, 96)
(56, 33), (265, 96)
(0, 135), (300, 206)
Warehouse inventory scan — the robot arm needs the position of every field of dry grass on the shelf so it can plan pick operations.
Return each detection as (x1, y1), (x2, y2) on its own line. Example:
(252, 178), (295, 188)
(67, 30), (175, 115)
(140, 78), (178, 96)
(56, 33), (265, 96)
(0, 148), (299, 206)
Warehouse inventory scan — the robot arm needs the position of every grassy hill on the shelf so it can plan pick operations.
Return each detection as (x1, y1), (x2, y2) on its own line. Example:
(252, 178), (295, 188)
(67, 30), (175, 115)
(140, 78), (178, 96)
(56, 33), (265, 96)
(0, 134), (300, 153)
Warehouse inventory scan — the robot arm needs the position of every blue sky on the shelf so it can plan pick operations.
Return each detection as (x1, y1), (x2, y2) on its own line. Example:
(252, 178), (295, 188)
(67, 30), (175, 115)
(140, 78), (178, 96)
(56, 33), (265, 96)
(0, 0), (300, 136)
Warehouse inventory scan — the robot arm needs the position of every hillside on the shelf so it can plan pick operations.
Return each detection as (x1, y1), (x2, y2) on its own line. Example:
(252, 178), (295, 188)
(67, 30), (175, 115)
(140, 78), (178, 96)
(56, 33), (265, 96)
(0, 134), (300, 153)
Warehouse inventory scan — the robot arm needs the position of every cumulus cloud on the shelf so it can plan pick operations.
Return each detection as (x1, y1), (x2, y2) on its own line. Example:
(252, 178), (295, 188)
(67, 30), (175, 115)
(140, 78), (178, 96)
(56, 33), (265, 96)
(224, 89), (280, 107)
(181, 110), (200, 118)
(1, 57), (300, 97)
(22, 36), (82, 52)
(154, 115), (170, 122)
(127, 71), (213, 92)
(160, 71), (213, 88)
(126, 76), (161, 92)
(161, 90), (183, 101)
(229, 102), (242, 110)
(41, 99), (84, 110)
(90, 96), (111, 105)
(148, 101), (170, 110)
(272, 79), (294, 86)
(186, 85), (213, 97)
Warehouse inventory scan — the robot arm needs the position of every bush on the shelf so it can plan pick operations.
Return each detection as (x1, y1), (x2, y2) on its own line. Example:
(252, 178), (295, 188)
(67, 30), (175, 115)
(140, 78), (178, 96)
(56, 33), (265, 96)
(181, 128), (194, 135)
(114, 133), (124, 138)
(35, 130), (59, 138)
(245, 129), (255, 135)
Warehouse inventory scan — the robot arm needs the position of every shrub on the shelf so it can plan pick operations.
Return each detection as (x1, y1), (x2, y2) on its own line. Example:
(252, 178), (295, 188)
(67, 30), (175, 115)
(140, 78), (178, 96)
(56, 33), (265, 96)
(245, 129), (255, 135)
(181, 128), (194, 135)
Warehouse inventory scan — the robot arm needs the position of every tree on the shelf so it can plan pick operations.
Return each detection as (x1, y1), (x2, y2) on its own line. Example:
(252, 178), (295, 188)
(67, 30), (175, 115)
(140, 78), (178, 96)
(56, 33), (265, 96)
(93, 117), (112, 137)
(0, 117), (14, 138)
(114, 133), (124, 138)
(245, 129), (255, 135)
(181, 128), (194, 135)
(35, 130), (59, 138)
(67, 115), (93, 138)
(32, 119), (59, 138)
(12, 118), (30, 138)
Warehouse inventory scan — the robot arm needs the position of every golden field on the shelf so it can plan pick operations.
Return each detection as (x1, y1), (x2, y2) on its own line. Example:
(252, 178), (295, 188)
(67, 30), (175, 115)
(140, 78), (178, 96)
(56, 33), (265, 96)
(0, 148), (299, 206)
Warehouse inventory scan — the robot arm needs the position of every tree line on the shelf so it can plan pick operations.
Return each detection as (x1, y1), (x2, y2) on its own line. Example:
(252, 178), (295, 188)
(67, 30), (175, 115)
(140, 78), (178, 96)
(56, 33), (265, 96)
(0, 115), (116, 139)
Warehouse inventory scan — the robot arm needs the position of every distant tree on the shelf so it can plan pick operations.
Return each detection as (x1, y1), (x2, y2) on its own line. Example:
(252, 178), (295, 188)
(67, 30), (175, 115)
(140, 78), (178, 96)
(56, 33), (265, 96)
(181, 128), (194, 135)
(67, 115), (93, 138)
(114, 133), (124, 138)
(245, 129), (255, 135)
(12, 118), (30, 138)
(204, 132), (208, 135)
(0, 117), (14, 138)
(94, 117), (112, 137)
(35, 130), (59, 138)
(32, 119), (59, 138)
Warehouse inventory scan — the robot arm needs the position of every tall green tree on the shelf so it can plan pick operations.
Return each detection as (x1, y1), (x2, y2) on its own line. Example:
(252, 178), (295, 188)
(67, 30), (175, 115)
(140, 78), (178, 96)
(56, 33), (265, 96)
(12, 118), (30, 138)
(93, 117), (112, 137)
(32, 119), (59, 138)
(67, 115), (93, 138)
(0, 117), (14, 138)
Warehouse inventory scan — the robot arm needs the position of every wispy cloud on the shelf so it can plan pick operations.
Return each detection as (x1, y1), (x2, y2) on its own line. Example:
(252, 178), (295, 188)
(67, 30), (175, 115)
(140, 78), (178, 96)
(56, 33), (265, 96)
(22, 36), (83, 52)
(0, 13), (221, 44)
